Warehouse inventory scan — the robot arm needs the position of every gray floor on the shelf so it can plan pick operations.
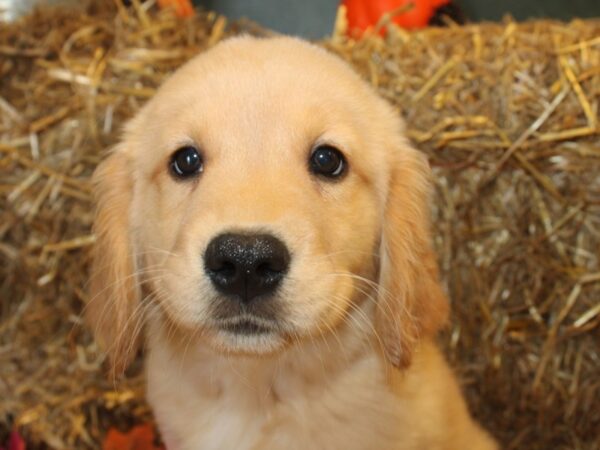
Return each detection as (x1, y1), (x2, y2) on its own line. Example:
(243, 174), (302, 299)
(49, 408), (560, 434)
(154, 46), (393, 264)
(199, 0), (600, 38)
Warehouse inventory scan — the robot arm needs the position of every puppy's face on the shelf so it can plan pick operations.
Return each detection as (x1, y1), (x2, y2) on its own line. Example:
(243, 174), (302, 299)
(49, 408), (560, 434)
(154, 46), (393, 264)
(89, 37), (448, 372)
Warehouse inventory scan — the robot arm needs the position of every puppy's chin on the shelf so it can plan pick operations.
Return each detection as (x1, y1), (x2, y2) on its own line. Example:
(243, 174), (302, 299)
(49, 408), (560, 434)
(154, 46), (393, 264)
(209, 329), (287, 356)
(206, 318), (289, 356)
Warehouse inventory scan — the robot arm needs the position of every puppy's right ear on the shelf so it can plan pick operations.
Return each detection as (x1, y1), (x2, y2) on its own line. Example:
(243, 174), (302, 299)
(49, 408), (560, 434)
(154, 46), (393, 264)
(375, 143), (449, 370)
(87, 149), (141, 377)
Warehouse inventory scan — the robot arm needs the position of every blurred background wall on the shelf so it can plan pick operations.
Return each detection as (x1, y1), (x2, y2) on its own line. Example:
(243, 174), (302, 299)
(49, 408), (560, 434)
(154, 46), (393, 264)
(199, 0), (600, 38)
(2, 1), (599, 33)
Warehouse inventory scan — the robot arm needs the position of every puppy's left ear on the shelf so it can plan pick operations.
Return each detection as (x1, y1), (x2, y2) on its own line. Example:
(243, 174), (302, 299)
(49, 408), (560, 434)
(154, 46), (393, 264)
(376, 141), (449, 369)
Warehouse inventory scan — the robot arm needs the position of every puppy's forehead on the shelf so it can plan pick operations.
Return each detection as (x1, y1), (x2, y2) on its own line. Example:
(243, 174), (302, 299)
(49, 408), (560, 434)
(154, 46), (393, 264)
(143, 38), (385, 146)
(158, 37), (369, 108)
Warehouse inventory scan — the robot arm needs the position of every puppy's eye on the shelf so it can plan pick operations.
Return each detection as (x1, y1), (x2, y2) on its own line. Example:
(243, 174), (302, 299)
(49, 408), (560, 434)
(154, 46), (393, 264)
(170, 146), (203, 178)
(309, 145), (346, 178)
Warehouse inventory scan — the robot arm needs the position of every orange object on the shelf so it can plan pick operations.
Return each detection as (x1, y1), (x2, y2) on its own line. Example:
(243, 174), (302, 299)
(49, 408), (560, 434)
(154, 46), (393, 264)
(342, 0), (450, 34)
(157, 0), (194, 18)
(102, 424), (164, 450)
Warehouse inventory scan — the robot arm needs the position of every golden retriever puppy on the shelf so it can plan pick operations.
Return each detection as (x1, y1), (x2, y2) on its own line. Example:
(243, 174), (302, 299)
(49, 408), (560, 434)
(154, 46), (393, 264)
(87, 36), (498, 450)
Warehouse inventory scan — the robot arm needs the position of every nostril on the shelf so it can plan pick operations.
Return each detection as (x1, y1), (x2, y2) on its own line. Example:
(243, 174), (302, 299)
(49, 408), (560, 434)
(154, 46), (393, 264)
(216, 260), (236, 277)
(256, 262), (277, 276)
(256, 261), (285, 283)
(207, 260), (237, 286)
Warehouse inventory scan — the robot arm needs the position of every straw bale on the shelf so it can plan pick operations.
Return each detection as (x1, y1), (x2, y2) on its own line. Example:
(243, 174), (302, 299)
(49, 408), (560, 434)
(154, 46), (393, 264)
(0, 2), (598, 449)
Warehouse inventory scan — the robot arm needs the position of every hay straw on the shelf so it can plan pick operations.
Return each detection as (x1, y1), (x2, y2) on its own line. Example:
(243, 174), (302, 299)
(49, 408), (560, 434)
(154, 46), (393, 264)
(1, 2), (599, 449)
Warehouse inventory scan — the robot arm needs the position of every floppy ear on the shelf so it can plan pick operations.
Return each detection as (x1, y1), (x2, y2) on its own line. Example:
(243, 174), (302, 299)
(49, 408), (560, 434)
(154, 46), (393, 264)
(376, 143), (449, 369)
(87, 149), (141, 377)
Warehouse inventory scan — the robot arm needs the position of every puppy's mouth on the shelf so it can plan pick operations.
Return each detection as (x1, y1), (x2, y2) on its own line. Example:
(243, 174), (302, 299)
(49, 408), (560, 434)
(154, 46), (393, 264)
(216, 316), (277, 336)
(208, 314), (288, 354)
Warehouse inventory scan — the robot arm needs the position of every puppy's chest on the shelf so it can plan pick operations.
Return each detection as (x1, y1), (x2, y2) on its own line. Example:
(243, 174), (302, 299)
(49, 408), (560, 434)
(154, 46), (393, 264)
(147, 345), (401, 450)
(167, 387), (270, 450)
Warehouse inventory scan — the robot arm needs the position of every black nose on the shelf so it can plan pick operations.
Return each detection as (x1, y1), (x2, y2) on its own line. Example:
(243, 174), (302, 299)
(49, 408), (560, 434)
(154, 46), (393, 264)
(204, 233), (290, 302)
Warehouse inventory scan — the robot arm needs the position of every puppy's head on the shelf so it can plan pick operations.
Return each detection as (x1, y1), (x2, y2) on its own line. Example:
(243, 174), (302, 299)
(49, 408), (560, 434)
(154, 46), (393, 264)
(87, 37), (448, 375)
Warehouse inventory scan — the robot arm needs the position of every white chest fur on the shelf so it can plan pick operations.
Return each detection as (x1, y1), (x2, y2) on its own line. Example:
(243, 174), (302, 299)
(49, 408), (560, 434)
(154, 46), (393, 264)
(146, 325), (402, 450)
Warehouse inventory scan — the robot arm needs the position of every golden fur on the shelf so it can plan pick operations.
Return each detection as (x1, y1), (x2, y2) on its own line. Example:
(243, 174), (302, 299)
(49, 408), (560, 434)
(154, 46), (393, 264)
(87, 36), (498, 450)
